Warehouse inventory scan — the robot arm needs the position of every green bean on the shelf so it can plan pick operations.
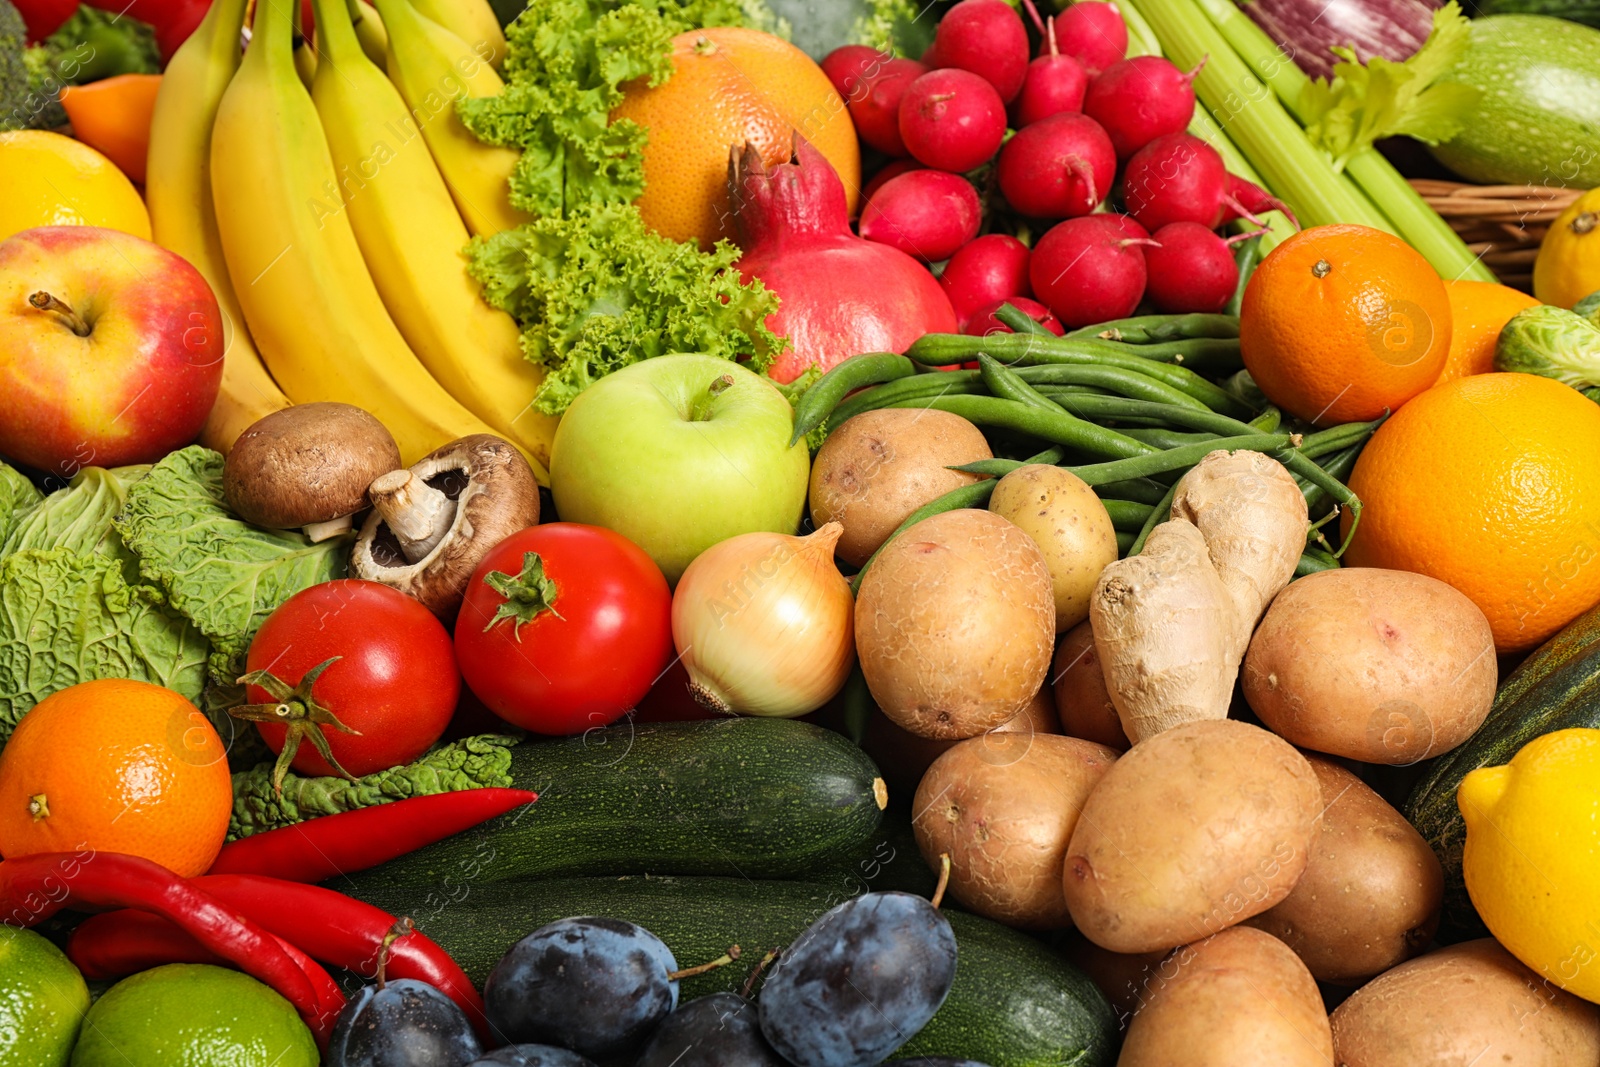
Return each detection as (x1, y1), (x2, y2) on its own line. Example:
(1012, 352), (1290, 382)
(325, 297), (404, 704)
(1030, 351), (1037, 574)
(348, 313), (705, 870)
(850, 445), (1063, 594)
(789, 352), (915, 445)
(1300, 442), (1364, 517)
(1093, 477), (1171, 506)
(1296, 546), (1340, 576)
(1015, 365), (1210, 410)
(1119, 427), (1217, 449)
(1102, 498), (1155, 532)
(827, 372), (986, 428)
(993, 302), (1054, 336)
(1128, 479), (1180, 556)
(1066, 313), (1241, 343)
(884, 396), (1157, 461)
(1250, 406), (1282, 432)
(1045, 395), (1261, 437)
(948, 447), (1068, 477)
(1274, 448), (1363, 555)
(1298, 414), (1386, 460)
(1227, 234), (1263, 318)
(1116, 530), (1137, 555)
(978, 354), (1057, 411)
(1108, 337), (1244, 372)
(1067, 433), (1294, 487)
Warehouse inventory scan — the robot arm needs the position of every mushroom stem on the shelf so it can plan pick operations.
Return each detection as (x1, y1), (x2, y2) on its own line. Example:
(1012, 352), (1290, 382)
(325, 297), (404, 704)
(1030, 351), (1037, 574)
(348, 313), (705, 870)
(368, 469), (455, 563)
(302, 513), (354, 543)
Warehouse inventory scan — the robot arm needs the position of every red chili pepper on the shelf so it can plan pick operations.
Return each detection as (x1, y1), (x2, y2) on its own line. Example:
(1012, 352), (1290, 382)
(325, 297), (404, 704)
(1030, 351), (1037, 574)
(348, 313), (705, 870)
(209, 787), (537, 883)
(0, 852), (340, 1044)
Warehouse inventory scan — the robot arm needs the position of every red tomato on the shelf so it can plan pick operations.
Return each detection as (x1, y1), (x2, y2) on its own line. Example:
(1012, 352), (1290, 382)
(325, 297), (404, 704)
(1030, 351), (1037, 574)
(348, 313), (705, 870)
(455, 523), (673, 735)
(244, 579), (459, 778)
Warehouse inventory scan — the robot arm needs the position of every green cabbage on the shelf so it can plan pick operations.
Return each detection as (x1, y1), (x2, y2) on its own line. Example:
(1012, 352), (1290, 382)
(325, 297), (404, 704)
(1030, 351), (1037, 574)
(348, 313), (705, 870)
(114, 446), (350, 687)
(0, 465), (149, 558)
(0, 461), (40, 548)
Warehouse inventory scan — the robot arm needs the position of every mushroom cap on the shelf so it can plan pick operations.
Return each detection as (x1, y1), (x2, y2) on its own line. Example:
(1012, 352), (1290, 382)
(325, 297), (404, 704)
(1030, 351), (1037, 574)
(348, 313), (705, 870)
(224, 403), (402, 529)
(351, 434), (540, 619)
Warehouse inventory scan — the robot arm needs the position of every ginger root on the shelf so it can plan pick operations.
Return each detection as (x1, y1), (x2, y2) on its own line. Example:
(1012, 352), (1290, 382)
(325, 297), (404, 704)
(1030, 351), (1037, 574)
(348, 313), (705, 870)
(1090, 450), (1307, 744)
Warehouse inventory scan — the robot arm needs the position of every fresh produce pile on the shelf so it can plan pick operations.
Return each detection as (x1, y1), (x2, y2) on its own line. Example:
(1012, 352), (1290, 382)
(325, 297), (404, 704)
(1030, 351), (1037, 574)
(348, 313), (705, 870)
(4, 0), (1600, 1065)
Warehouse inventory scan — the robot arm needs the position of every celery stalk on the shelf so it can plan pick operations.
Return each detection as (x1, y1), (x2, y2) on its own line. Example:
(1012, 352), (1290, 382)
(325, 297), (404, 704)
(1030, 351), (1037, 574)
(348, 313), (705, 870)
(1121, 0), (1395, 233)
(1192, 0), (1497, 281)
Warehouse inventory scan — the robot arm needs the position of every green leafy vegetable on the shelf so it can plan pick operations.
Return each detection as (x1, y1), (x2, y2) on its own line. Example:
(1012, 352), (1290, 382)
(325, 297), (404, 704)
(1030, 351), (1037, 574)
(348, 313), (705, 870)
(0, 460), (40, 548)
(849, 0), (934, 58)
(1301, 2), (1480, 171)
(0, 466), (149, 558)
(229, 734), (521, 839)
(469, 204), (784, 414)
(115, 446), (349, 686)
(0, 548), (209, 742)
(1495, 304), (1600, 401)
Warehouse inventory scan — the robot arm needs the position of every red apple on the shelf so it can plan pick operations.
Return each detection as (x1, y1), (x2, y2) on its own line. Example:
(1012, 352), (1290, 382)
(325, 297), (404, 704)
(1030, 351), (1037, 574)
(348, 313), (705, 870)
(0, 226), (223, 475)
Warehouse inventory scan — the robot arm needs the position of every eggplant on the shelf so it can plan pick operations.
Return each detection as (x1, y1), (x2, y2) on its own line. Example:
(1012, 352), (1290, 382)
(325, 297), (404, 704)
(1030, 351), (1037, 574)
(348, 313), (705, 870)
(1238, 0), (1440, 81)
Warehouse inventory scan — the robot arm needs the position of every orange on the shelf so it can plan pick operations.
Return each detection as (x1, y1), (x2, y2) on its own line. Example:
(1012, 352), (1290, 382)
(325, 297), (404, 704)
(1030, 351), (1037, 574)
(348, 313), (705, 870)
(612, 27), (860, 251)
(1433, 279), (1541, 384)
(0, 680), (232, 877)
(1240, 224), (1451, 425)
(59, 75), (163, 185)
(1342, 373), (1600, 651)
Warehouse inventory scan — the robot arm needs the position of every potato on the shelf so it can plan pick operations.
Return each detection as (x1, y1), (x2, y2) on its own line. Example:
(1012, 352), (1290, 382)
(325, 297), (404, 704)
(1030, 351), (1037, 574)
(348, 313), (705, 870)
(1051, 619), (1129, 751)
(1246, 756), (1442, 985)
(864, 683), (1059, 799)
(1331, 939), (1600, 1066)
(1242, 568), (1496, 764)
(913, 733), (1117, 929)
(809, 409), (992, 567)
(1119, 927), (1333, 1067)
(1061, 719), (1320, 954)
(856, 509), (1055, 740)
(988, 464), (1118, 632)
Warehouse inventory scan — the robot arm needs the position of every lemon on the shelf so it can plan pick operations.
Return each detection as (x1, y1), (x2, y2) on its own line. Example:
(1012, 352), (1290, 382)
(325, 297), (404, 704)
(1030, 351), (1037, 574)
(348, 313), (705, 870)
(1459, 727), (1600, 1003)
(0, 131), (151, 244)
(0, 927), (89, 1067)
(69, 964), (318, 1067)
(1534, 187), (1600, 309)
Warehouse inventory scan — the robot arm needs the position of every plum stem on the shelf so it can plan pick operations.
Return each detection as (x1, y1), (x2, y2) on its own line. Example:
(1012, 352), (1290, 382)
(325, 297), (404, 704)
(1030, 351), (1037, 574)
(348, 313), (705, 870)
(669, 945), (741, 981)
(27, 291), (91, 337)
(376, 917), (415, 991)
(741, 949), (780, 998)
(931, 853), (952, 909)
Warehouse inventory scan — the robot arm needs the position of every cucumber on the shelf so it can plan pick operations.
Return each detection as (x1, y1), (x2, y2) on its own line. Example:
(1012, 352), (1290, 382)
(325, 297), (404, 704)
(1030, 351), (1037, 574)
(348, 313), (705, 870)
(353, 876), (1118, 1067)
(1404, 599), (1600, 941)
(1428, 15), (1600, 187)
(335, 719), (887, 893)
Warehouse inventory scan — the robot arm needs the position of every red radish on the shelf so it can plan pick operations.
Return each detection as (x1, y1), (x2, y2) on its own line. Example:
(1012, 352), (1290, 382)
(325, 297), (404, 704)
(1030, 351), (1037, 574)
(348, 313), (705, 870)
(1051, 1), (1128, 78)
(1083, 55), (1202, 158)
(821, 44), (887, 102)
(1143, 222), (1246, 313)
(996, 112), (1116, 219)
(1014, 22), (1089, 127)
(1121, 132), (1269, 232)
(729, 137), (959, 383)
(928, 0), (1031, 104)
(967, 296), (1065, 336)
(1030, 214), (1152, 328)
(1222, 173), (1300, 228)
(899, 68), (1007, 173)
(859, 170), (982, 263)
(940, 234), (1032, 329)
(849, 57), (929, 157)
(862, 159), (923, 202)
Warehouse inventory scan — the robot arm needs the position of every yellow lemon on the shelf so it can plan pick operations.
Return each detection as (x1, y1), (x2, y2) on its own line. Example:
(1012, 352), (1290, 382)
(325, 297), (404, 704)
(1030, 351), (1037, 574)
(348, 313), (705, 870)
(1459, 728), (1600, 1002)
(1535, 187), (1600, 309)
(0, 130), (151, 243)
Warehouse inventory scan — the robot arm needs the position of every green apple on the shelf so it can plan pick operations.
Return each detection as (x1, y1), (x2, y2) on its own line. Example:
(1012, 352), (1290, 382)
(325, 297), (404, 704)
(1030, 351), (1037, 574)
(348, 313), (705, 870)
(549, 355), (809, 583)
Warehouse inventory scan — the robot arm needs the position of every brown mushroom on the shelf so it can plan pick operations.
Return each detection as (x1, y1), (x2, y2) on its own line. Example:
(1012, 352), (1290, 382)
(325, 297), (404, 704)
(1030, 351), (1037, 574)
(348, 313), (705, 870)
(223, 403), (401, 541)
(350, 434), (540, 619)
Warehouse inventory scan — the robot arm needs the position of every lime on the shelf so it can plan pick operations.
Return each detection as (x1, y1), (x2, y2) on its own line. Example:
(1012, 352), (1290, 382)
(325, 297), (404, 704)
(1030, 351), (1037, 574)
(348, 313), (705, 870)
(0, 927), (89, 1067)
(70, 964), (318, 1067)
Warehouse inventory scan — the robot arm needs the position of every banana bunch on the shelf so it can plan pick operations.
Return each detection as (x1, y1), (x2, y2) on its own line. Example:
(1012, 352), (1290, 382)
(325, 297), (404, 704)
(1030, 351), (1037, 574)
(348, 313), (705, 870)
(145, 0), (553, 478)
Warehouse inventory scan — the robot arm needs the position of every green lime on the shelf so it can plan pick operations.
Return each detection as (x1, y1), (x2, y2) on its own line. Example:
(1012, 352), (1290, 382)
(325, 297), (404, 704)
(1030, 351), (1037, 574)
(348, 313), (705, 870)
(0, 927), (89, 1067)
(70, 964), (318, 1067)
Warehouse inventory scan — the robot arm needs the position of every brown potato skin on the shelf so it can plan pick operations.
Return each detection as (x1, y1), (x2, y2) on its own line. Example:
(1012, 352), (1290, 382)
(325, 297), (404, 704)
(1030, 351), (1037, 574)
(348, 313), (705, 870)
(809, 409), (992, 567)
(912, 733), (1118, 929)
(864, 684), (1059, 800)
(1331, 939), (1600, 1066)
(1119, 927), (1334, 1067)
(1052, 619), (1130, 751)
(1062, 719), (1320, 954)
(988, 464), (1118, 632)
(1246, 756), (1442, 985)
(856, 509), (1056, 740)
(1242, 568), (1496, 764)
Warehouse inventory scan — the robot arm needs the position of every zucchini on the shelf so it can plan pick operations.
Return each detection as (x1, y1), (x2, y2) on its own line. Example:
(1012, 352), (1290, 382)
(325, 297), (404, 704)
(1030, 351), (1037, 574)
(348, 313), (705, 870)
(1472, 0), (1600, 28)
(1404, 601), (1600, 940)
(336, 719), (887, 893)
(353, 875), (1118, 1067)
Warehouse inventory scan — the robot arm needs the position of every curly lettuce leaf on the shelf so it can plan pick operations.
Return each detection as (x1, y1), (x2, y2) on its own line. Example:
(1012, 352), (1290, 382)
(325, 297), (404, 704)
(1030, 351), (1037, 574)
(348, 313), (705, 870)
(1302, 2), (1480, 171)
(0, 465), (149, 558)
(0, 548), (209, 743)
(115, 446), (349, 686)
(229, 734), (521, 839)
(0, 461), (41, 548)
(469, 204), (784, 414)
(849, 0), (933, 58)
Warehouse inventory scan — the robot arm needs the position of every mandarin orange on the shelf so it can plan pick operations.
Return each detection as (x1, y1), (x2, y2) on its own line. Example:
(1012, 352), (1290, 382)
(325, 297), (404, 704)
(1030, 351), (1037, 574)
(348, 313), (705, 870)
(1342, 373), (1600, 651)
(0, 679), (232, 877)
(1435, 280), (1541, 384)
(1241, 224), (1451, 425)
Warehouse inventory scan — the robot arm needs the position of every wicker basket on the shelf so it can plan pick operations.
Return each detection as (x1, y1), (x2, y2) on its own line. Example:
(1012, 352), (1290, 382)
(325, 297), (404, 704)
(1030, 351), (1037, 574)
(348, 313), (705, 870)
(1410, 179), (1582, 291)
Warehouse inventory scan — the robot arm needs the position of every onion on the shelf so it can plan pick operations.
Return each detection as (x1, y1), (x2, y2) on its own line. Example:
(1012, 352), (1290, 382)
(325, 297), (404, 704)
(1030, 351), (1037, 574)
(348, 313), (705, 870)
(672, 523), (856, 718)
(1240, 0), (1439, 82)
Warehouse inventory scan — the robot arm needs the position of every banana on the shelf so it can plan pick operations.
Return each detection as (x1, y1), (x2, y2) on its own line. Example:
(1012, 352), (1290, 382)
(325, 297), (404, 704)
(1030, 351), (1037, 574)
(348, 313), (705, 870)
(348, 0), (389, 67)
(372, 0), (529, 238)
(410, 0), (507, 68)
(308, 0), (555, 476)
(293, 0), (318, 89)
(211, 0), (497, 466)
(146, 0), (290, 454)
